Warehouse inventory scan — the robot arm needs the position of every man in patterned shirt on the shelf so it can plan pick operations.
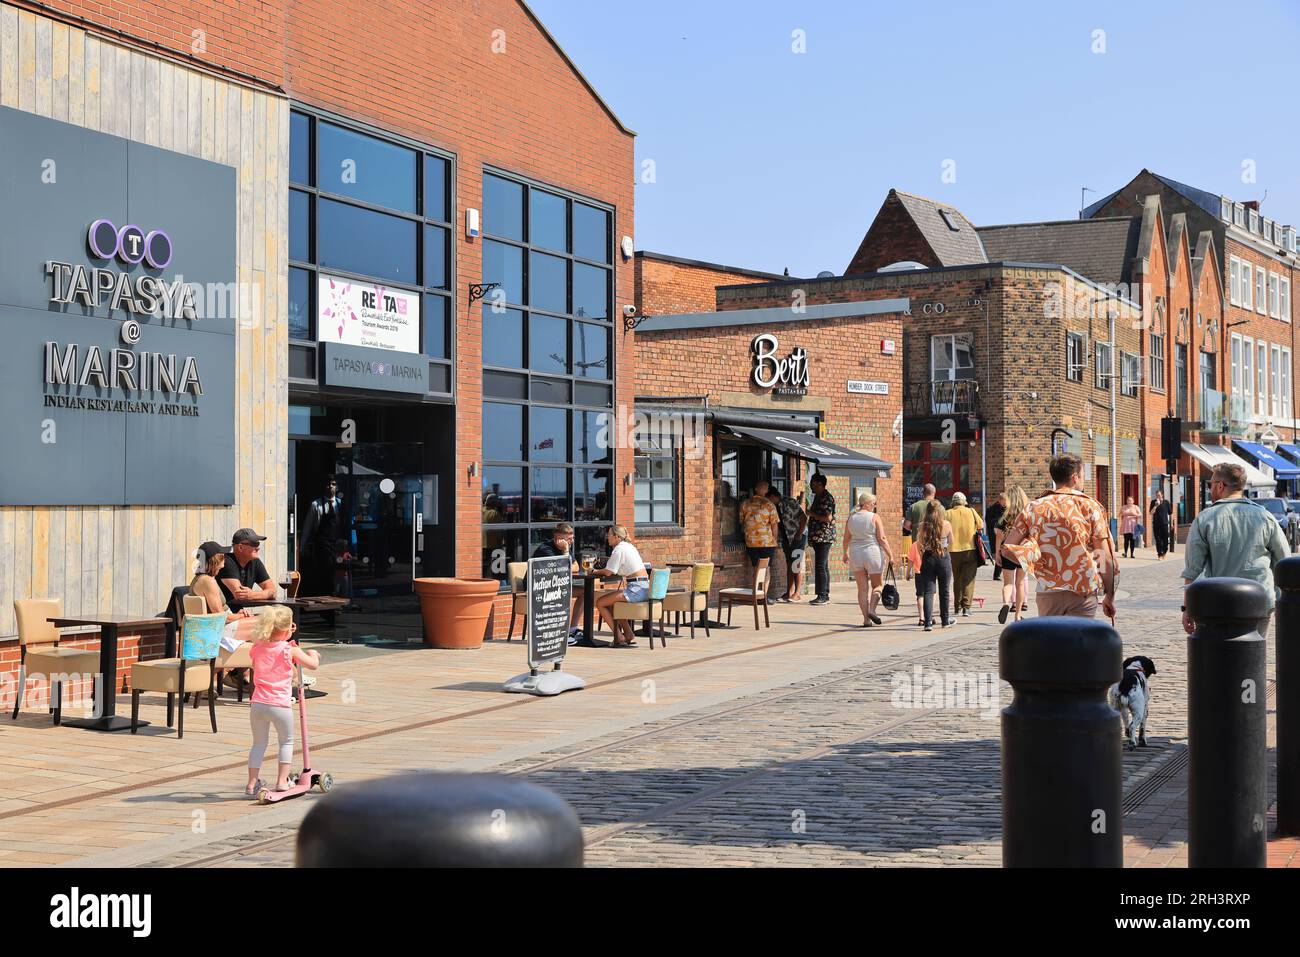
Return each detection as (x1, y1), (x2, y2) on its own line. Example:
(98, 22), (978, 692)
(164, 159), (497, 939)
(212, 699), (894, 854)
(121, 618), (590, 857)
(1000, 453), (1117, 619)
(807, 472), (837, 606)
(741, 480), (781, 605)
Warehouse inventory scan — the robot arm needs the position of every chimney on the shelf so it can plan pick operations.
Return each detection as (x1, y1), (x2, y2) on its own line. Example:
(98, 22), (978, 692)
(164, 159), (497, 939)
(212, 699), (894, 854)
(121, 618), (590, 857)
(1244, 200), (1261, 211)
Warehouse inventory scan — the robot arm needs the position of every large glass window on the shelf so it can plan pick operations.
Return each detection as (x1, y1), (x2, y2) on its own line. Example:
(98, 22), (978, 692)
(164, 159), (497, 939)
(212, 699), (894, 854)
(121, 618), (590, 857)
(288, 109), (454, 389)
(480, 169), (616, 581)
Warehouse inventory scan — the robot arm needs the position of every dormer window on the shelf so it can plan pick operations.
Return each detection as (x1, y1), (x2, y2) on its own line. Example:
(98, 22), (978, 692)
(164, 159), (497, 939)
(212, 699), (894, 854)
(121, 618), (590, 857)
(1234, 203), (1245, 227)
(1250, 209), (1260, 234)
(939, 209), (961, 232)
(1221, 198), (1232, 222)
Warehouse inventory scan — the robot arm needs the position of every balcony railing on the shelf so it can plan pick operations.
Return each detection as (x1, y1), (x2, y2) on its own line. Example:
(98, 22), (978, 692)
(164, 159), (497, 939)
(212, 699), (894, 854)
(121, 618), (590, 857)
(905, 379), (980, 418)
(1200, 388), (1227, 434)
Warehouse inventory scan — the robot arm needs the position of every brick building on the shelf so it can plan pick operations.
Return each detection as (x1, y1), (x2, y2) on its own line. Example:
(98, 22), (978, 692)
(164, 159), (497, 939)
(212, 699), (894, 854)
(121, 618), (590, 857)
(1085, 171), (1300, 506)
(632, 261), (905, 594)
(0, 0), (638, 705)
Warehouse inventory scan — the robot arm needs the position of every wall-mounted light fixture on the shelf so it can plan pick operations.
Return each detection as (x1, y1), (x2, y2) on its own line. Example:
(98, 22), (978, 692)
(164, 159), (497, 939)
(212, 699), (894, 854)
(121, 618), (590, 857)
(468, 462), (478, 478)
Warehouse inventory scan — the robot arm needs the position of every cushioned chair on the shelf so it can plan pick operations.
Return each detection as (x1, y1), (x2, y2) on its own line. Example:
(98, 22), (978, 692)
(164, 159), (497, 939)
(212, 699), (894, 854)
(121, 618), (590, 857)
(130, 612), (224, 737)
(719, 558), (771, 630)
(661, 562), (714, 639)
(506, 561), (528, 642)
(612, 568), (672, 649)
(11, 599), (101, 726)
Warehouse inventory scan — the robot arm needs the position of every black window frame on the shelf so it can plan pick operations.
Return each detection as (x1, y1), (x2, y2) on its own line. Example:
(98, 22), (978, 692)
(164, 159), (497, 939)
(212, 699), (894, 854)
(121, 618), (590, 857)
(1066, 331), (1085, 382)
(1095, 341), (1113, 391)
(287, 105), (455, 399)
(479, 166), (617, 584)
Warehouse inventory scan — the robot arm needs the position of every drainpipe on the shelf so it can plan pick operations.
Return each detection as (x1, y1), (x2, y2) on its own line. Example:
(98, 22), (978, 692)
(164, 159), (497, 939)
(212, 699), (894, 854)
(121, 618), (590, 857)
(1110, 308), (1119, 539)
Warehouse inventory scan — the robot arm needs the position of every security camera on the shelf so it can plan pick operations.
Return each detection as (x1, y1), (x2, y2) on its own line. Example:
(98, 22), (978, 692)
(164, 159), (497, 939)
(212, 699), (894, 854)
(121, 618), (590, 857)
(622, 304), (637, 318)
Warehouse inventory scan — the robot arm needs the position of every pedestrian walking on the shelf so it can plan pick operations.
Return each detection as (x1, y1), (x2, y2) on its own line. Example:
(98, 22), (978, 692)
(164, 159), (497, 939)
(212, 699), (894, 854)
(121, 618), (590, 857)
(915, 501), (953, 632)
(807, 473), (837, 605)
(741, 480), (781, 606)
(1000, 453), (1117, 620)
(842, 491), (893, 627)
(996, 487), (1030, 624)
(946, 492), (984, 616)
(1150, 490), (1173, 559)
(903, 483), (945, 540)
(986, 492), (1008, 582)
(1180, 462), (1288, 638)
(1120, 497), (1142, 559)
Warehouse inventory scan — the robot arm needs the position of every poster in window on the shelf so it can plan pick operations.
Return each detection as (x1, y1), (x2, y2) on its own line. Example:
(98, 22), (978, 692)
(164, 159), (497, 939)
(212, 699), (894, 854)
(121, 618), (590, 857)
(317, 273), (421, 354)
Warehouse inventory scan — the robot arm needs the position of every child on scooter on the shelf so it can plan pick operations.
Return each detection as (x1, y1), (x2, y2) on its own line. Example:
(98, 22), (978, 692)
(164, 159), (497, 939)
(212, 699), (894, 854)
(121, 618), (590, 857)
(245, 606), (320, 797)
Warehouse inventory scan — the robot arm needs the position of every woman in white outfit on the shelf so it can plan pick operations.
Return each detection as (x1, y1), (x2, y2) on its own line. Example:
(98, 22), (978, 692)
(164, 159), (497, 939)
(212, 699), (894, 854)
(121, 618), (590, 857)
(841, 492), (893, 627)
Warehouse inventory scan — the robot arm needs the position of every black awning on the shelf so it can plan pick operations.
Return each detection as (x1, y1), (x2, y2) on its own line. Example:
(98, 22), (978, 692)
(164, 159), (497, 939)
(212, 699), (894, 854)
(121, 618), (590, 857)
(720, 425), (893, 479)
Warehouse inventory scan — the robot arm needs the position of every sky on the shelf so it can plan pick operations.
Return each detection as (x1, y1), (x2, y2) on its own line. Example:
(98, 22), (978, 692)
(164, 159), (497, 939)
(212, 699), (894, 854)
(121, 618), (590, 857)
(529, 0), (1300, 278)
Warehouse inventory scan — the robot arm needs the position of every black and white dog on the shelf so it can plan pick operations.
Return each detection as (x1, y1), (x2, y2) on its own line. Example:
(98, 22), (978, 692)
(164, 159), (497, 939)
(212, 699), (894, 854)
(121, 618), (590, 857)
(1108, 656), (1157, 750)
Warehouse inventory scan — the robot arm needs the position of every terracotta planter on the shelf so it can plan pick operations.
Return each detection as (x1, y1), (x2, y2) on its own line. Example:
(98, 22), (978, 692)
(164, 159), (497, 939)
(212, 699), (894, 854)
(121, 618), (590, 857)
(414, 578), (500, 649)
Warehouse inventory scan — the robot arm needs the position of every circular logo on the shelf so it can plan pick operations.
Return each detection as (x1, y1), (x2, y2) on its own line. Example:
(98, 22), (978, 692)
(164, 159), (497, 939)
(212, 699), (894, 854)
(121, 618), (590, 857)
(86, 220), (174, 268)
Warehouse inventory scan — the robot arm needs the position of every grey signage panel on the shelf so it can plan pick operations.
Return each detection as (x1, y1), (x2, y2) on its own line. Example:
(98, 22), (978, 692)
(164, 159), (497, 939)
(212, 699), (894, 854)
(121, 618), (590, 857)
(321, 342), (428, 395)
(0, 107), (237, 506)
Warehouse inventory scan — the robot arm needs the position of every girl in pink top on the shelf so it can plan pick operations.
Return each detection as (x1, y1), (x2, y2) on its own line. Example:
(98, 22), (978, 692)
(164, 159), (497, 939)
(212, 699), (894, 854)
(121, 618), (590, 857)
(245, 606), (320, 796)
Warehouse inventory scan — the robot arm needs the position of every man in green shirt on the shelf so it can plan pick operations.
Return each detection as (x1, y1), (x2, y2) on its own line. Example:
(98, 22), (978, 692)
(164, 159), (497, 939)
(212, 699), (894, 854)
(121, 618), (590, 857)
(1181, 462), (1288, 637)
(905, 484), (946, 538)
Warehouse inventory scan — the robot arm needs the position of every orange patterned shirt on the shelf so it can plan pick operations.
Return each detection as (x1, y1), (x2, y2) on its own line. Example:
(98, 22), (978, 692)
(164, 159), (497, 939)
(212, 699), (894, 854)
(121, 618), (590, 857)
(1006, 488), (1111, 595)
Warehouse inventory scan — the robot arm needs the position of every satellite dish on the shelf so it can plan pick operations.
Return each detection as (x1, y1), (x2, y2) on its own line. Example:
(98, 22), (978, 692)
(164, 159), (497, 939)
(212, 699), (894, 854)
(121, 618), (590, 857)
(816, 270), (836, 279)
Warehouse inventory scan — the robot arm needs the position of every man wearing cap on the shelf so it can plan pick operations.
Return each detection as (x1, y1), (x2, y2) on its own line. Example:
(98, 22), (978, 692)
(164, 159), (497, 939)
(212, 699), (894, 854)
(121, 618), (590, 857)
(219, 529), (276, 609)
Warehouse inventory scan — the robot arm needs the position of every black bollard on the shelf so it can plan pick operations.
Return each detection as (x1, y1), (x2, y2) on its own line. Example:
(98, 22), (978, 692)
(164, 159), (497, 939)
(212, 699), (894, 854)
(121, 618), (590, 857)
(1000, 616), (1122, 867)
(1279, 559), (1300, 837)
(296, 772), (584, 867)
(1186, 577), (1268, 867)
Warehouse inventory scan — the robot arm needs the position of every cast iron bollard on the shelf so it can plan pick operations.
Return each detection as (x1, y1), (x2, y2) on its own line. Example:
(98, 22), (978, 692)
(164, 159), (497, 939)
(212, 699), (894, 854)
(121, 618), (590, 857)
(1278, 558), (1300, 836)
(296, 772), (584, 867)
(1186, 577), (1268, 867)
(1000, 616), (1122, 867)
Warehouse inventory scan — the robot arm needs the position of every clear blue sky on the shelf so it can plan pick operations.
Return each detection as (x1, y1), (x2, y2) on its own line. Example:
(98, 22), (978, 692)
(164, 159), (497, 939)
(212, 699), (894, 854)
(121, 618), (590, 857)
(530, 0), (1300, 277)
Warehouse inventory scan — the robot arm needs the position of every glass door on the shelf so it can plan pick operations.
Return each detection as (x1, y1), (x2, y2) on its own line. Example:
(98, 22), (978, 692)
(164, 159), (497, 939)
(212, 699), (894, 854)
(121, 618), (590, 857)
(342, 442), (430, 603)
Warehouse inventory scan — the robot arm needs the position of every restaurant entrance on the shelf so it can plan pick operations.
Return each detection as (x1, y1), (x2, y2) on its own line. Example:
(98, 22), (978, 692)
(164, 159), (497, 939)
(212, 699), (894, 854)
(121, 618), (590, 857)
(287, 402), (454, 623)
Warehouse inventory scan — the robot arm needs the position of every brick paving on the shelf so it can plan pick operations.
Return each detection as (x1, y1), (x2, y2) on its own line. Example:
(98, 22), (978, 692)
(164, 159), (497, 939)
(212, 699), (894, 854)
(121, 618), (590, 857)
(2, 545), (1295, 867)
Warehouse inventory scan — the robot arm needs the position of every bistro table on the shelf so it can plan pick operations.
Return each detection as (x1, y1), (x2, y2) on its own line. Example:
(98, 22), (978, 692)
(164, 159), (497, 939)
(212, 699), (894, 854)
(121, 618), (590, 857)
(48, 615), (174, 732)
(666, 561), (737, 629)
(571, 572), (610, 648)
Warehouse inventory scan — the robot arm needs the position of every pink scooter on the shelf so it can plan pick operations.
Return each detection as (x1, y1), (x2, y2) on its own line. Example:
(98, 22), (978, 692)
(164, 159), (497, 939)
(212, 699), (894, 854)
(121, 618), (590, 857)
(258, 644), (333, 804)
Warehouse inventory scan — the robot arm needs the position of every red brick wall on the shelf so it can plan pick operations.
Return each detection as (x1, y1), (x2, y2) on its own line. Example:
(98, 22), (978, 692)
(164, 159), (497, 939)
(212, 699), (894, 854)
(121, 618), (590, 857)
(635, 254), (782, 316)
(1, 625), (169, 716)
(34, 0), (638, 587)
(845, 192), (941, 275)
(633, 311), (905, 597)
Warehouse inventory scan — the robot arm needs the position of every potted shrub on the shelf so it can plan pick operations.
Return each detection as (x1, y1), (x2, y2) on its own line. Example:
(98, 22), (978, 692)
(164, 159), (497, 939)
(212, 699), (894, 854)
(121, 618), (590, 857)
(413, 578), (500, 649)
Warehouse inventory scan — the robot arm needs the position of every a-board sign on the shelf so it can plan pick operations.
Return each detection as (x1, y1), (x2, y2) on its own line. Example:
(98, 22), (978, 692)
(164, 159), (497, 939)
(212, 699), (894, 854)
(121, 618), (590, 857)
(527, 554), (573, 669)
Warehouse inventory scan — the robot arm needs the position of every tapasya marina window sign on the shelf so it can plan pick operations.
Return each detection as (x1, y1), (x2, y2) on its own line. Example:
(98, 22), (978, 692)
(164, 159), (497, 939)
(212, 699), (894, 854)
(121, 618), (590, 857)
(751, 332), (809, 396)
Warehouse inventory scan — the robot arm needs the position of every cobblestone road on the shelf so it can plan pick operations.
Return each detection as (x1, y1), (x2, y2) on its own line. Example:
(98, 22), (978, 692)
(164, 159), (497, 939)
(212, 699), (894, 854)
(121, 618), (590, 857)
(164, 552), (1288, 868)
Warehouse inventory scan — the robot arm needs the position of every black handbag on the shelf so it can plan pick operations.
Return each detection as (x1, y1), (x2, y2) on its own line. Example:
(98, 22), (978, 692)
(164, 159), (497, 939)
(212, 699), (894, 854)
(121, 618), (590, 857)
(880, 564), (900, 609)
(974, 530), (990, 568)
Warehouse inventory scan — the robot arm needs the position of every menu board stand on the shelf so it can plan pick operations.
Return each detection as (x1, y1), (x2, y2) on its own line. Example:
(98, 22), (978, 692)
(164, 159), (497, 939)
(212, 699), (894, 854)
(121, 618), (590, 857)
(503, 554), (586, 697)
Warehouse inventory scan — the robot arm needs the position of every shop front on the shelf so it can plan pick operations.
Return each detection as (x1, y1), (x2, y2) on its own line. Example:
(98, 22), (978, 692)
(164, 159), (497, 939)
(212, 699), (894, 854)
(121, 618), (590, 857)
(632, 300), (905, 596)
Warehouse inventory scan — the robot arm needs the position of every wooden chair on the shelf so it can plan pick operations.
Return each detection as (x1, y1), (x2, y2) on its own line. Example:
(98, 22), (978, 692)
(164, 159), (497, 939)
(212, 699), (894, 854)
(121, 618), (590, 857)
(11, 599), (100, 725)
(506, 561), (528, 642)
(130, 612), (225, 737)
(661, 562), (714, 639)
(612, 568), (672, 649)
(286, 570), (302, 598)
(719, 558), (771, 630)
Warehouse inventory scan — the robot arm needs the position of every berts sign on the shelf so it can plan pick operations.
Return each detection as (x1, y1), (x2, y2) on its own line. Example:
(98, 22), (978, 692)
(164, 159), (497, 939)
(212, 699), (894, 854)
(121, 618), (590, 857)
(751, 333), (809, 396)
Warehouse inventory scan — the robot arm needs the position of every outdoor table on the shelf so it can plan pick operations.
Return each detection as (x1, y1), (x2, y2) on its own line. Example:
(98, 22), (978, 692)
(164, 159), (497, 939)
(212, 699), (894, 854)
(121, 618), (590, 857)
(666, 561), (737, 629)
(47, 615), (173, 732)
(571, 572), (605, 647)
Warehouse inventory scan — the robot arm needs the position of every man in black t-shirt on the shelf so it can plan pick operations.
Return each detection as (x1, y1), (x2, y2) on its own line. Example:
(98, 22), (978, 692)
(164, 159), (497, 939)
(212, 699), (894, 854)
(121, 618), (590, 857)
(531, 522), (584, 643)
(219, 528), (276, 608)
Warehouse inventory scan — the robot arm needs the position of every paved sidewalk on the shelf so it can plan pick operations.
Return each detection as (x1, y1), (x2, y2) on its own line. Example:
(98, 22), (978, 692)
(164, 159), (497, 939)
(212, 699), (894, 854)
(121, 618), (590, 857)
(1, 545), (1294, 867)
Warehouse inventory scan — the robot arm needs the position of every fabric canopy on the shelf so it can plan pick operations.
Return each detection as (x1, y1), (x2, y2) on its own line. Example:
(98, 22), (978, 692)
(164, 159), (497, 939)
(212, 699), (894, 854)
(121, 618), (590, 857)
(1277, 443), (1300, 466)
(1234, 441), (1300, 479)
(1181, 442), (1275, 490)
(721, 425), (893, 479)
